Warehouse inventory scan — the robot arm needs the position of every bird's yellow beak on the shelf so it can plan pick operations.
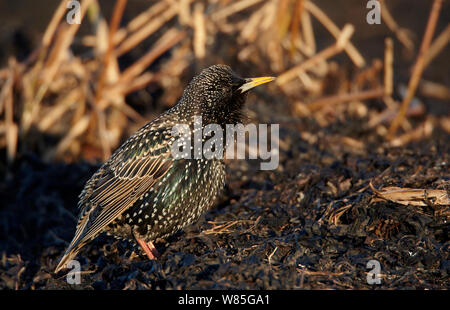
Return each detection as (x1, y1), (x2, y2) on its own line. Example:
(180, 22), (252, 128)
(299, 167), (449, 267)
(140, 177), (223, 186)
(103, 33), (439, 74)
(238, 76), (276, 93)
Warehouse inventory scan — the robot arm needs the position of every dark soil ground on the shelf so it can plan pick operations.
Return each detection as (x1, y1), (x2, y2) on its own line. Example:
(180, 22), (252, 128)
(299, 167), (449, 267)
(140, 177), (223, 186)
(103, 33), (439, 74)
(0, 91), (449, 289)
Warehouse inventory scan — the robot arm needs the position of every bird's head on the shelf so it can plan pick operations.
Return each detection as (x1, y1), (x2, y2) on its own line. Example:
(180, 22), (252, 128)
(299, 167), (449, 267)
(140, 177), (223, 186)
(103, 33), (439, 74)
(178, 64), (275, 125)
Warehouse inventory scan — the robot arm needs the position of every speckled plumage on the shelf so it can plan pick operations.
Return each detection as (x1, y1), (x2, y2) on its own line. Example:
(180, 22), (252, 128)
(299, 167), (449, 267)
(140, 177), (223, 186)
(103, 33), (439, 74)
(55, 65), (274, 272)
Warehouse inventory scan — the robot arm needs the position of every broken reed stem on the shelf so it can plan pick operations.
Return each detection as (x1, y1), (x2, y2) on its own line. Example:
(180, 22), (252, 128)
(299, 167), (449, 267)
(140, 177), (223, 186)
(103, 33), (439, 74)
(307, 87), (385, 112)
(42, 0), (93, 88)
(370, 180), (450, 206)
(289, 0), (305, 55)
(212, 0), (266, 21)
(96, 0), (127, 101)
(304, 1), (365, 68)
(420, 80), (450, 101)
(277, 24), (355, 85)
(193, 2), (206, 59)
(37, 90), (80, 131)
(275, 0), (291, 39)
(177, 0), (192, 26)
(110, 72), (157, 98)
(389, 118), (433, 147)
(49, 114), (91, 160)
(22, 0), (93, 134)
(115, 29), (186, 89)
(113, 1), (168, 46)
(423, 23), (450, 68)
(36, 0), (67, 70)
(384, 37), (394, 98)
(115, 6), (178, 57)
(1, 67), (17, 163)
(95, 0), (127, 159)
(379, 0), (414, 52)
(388, 0), (443, 139)
(41, 0), (67, 51)
(301, 9), (316, 55)
(353, 59), (383, 89)
(240, 3), (266, 42)
(296, 268), (351, 277)
(203, 220), (244, 235)
(96, 106), (112, 159)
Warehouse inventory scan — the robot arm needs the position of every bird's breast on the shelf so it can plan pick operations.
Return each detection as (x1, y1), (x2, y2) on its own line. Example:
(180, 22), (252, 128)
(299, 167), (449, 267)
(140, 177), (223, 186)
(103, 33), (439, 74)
(107, 158), (225, 241)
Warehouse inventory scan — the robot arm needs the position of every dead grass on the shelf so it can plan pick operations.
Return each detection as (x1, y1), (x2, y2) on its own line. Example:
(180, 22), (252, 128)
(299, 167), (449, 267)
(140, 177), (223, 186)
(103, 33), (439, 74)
(0, 0), (448, 164)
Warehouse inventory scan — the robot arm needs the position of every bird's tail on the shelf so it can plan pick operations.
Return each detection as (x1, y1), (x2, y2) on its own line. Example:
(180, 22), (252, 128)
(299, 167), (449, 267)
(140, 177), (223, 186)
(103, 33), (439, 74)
(55, 208), (92, 273)
(54, 241), (85, 273)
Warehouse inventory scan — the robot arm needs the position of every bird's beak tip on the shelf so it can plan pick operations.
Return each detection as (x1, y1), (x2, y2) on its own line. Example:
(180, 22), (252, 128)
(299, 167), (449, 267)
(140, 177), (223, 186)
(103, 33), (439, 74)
(239, 76), (276, 93)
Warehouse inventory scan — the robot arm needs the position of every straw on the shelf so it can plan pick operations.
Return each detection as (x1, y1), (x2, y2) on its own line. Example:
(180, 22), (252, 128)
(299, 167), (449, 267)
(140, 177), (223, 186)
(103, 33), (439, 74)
(388, 0), (443, 139)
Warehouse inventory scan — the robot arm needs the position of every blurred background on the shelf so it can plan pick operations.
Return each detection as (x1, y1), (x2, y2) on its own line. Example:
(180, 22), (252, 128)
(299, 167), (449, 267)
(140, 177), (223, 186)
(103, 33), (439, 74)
(0, 0), (448, 167)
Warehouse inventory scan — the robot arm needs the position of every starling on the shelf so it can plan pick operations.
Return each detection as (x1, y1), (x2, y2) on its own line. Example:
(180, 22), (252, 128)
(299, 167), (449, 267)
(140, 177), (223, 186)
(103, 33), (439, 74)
(55, 64), (275, 272)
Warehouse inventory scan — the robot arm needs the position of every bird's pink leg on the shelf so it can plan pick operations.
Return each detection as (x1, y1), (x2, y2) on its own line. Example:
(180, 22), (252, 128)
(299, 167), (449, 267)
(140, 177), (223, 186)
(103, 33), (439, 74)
(135, 238), (159, 260)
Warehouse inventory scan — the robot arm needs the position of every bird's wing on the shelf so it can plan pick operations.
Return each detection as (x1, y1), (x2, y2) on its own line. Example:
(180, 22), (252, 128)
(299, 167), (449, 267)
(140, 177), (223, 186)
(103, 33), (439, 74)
(76, 153), (172, 243)
(56, 137), (173, 272)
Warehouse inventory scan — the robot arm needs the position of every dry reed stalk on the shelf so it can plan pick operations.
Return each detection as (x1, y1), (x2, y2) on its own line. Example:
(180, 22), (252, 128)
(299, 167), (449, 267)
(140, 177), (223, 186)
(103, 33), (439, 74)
(1, 67), (16, 163)
(176, 0), (192, 26)
(113, 1), (169, 46)
(340, 136), (365, 150)
(388, 0), (443, 139)
(389, 118), (433, 147)
(113, 101), (145, 124)
(36, 0), (68, 70)
(289, 0), (305, 55)
(379, 0), (414, 53)
(423, 23), (450, 68)
(21, 0), (94, 135)
(353, 59), (383, 90)
(419, 80), (450, 101)
(276, 0), (293, 39)
(41, 0), (93, 89)
(0, 76), (10, 116)
(37, 90), (81, 132)
(95, 105), (112, 159)
(260, 0), (277, 32)
(114, 29), (186, 90)
(0, 69), (9, 81)
(277, 24), (355, 85)
(440, 117), (450, 134)
(202, 220), (252, 235)
(115, 6), (178, 57)
(307, 88), (385, 113)
(304, 1), (365, 68)
(109, 72), (157, 99)
(296, 268), (351, 277)
(96, 0), (127, 98)
(93, 18), (109, 55)
(368, 107), (396, 129)
(329, 204), (352, 225)
(212, 0), (266, 21)
(193, 2), (206, 59)
(370, 182), (450, 207)
(41, 0), (68, 50)
(297, 71), (321, 93)
(384, 38), (394, 98)
(301, 9), (316, 55)
(48, 114), (92, 160)
(95, 0), (128, 159)
(293, 37), (315, 58)
(240, 4), (267, 42)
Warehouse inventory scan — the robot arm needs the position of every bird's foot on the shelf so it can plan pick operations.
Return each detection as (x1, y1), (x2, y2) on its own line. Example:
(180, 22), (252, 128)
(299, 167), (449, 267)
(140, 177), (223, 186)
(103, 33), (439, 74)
(135, 238), (160, 260)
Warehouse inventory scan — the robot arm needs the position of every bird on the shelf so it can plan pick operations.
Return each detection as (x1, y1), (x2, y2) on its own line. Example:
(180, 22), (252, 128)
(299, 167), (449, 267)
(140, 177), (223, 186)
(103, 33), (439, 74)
(55, 64), (275, 273)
